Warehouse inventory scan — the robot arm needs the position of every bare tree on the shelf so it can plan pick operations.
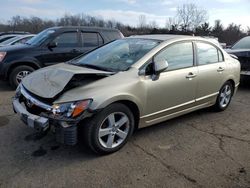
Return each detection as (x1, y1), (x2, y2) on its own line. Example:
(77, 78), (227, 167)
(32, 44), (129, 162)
(177, 3), (208, 31)
(138, 15), (147, 29)
(106, 19), (116, 28)
(149, 21), (158, 29)
(165, 17), (180, 30)
(0, 12), (248, 45)
(9, 16), (22, 31)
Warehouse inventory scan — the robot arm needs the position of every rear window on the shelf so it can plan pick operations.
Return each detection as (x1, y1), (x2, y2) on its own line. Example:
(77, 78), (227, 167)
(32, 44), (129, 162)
(232, 36), (250, 49)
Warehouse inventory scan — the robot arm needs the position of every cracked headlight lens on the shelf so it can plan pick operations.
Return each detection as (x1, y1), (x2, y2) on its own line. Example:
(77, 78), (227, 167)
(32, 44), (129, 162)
(52, 99), (92, 118)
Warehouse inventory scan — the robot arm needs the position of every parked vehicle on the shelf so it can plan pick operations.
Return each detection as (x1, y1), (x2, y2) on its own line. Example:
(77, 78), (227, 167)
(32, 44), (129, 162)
(0, 34), (35, 47)
(226, 36), (250, 76)
(0, 31), (30, 37)
(12, 35), (240, 154)
(0, 34), (20, 43)
(0, 26), (123, 88)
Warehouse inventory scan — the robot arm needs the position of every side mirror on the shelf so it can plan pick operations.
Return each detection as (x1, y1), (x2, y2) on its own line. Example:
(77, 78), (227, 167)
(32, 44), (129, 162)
(47, 41), (57, 49)
(154, 57), (168, 75)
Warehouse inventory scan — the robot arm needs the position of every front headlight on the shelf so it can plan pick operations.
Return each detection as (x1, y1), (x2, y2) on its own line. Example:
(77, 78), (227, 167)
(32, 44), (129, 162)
(0, 52), (6, 62)
(52, 99), (92, 118)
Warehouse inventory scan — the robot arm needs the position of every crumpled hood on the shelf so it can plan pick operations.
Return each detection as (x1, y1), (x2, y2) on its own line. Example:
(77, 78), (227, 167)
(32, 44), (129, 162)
(22, 63), (113, 99)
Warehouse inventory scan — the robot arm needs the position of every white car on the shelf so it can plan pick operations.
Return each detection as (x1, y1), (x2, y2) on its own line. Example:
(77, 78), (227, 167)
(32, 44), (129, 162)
(0, 35), (35, 47)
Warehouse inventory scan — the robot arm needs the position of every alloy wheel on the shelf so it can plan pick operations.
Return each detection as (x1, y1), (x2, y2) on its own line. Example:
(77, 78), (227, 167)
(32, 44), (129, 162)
(98, 112), (130, 149)
(219, 84), (232, 108)
(16, 71), (31, 84)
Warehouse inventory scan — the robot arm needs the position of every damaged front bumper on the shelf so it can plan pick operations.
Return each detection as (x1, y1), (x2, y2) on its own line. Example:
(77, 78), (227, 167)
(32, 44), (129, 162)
(12, 85), (92, 146)
(13, 99), (49, 132)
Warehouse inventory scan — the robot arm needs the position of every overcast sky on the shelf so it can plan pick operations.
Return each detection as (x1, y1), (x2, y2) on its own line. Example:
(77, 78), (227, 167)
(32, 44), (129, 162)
(0, 0), (249, 30)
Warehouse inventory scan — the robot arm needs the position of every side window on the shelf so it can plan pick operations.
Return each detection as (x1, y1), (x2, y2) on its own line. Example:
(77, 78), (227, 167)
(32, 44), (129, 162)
(196, 42), (222, 65)
(154, 42), (194, 71)
(52, 32), (78, 47)
(81, 32), (103, 47)
(13, 37), (32, 45)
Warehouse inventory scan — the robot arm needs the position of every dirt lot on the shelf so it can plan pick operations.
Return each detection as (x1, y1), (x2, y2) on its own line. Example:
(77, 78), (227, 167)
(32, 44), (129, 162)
(0, 80), (249, 188)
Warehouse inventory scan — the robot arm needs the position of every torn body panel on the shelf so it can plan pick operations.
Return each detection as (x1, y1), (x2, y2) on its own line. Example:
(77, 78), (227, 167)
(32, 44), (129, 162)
(22, 63), (113, 99)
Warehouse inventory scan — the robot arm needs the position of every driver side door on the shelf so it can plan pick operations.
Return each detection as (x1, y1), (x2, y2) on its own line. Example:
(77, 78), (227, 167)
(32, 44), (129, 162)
(37, 31), (82, 66)
(141, 41), (198, 126)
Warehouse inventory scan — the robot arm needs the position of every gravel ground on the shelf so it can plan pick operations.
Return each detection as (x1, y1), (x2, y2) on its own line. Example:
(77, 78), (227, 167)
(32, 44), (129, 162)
(0, 80), (249, 188)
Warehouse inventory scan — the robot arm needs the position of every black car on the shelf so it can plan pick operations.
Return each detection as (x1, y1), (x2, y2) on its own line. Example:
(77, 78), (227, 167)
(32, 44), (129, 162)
(0, 26), (123, 88)
(226, 36), (250, 76)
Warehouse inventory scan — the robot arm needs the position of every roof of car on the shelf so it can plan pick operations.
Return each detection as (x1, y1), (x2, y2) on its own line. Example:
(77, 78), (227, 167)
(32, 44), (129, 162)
(49, 26), (120, 32)
(129, 34), (198, 41)
(0, 34), (21, 39)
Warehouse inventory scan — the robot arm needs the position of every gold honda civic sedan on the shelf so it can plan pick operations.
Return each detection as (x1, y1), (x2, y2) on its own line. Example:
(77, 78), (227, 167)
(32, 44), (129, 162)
(13, 35), (240, 154)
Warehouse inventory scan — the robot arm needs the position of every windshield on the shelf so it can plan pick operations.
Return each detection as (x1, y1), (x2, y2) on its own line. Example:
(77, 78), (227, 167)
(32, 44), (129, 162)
(1, 36), (21, 45)
(232, 36), (250, 49)
(71, 38), (160, 72)
(26, 29), (55, 45)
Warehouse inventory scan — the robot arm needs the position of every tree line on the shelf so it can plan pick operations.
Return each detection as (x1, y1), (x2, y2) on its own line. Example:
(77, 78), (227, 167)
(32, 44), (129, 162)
(0, 3), (249, 46)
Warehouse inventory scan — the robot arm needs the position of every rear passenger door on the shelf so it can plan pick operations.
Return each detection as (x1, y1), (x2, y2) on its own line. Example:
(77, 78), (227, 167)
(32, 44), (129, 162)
(80, 32), (104, 54)
(195, 41), (226, 102)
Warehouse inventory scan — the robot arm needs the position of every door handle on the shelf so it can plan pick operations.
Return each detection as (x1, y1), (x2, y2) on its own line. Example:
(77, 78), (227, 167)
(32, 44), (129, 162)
(186, 72), (197, 79)
(217, 67), (225, 72)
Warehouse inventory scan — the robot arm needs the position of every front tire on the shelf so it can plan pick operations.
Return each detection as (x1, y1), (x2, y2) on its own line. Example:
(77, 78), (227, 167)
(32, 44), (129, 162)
(82, 103), (135, 155)
(9, 65), (35, 88)
(214, 81), (233, 111)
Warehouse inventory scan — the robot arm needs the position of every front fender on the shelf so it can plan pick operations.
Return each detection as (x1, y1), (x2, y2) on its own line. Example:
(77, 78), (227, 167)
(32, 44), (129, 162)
(90, 94), (144, 114)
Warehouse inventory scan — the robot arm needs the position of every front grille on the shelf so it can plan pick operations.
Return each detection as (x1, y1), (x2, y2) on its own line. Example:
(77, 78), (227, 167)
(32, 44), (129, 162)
(20, 85), (52, 112)
(22, 96), (47, 115)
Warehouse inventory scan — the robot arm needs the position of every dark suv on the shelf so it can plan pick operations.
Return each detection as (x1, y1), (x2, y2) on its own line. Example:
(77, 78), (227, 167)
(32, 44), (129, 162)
(226, 36), (250, 76)
(0, 26), (123, 88)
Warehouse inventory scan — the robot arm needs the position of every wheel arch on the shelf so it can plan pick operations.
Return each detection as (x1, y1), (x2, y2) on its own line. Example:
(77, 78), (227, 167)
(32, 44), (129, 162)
(6, 61), (42, 79)
(224, 78), (236, 95)
(111, 100), (140, 131)
(92, 96), (143, 131)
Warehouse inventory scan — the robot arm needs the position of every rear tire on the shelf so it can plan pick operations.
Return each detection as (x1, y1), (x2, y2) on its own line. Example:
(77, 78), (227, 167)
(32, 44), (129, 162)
(214, 81), (233, 111)
(82, 103), (135, 155)
(9, 65), (35, 88)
